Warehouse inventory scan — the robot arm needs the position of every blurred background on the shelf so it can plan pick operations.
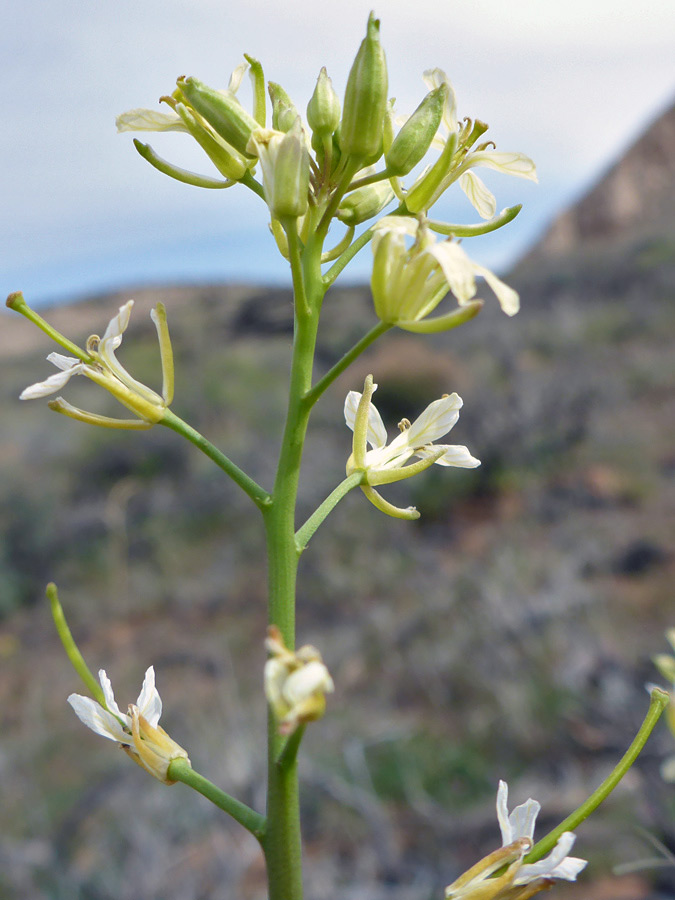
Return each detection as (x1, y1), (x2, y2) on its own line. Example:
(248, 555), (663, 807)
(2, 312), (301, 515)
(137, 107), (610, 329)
(1, 1), (675, 898)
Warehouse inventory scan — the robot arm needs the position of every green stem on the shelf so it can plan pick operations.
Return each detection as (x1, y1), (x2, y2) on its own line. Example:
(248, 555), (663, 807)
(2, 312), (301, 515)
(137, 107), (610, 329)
(161, 410), (271, 510)
(6, 292), (93, 364)
(526, 689), (670, 864)
(304, 321), (390, 408)
(262, 222), (326, 900)
(47, 583), (106, 706)
(347, 168), (391, 191)
(295, 473), (364, 551)
(167, 758), (266, 842)
(322, 224), (376, 288)
(241, 169), (266, 201)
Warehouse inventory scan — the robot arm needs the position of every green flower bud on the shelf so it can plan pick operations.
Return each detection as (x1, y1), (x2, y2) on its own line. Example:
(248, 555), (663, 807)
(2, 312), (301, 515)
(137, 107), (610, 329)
(307, 68), (341, 138)
(337, 180), (394, 226)
(177, 76), (259, 158)
(268, 82), (300, 133)
(386, 84), (447, 177)
(249, 119), (309, 219)
(339, 13), (388, 161)
(173, 103), (248, 181)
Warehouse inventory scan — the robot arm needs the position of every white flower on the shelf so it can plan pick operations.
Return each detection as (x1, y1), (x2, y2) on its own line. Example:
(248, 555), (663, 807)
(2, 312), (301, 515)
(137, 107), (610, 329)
(264, 626), (334, 735)
(497, 780), (587, 885)
(116, 61), (249, 135)
(372, 216), (520, 316)
(404, 68), (536, 217)
(20, 300), (173, 428)
(345, 375), (480, 520)
(68, 666), (189, 783)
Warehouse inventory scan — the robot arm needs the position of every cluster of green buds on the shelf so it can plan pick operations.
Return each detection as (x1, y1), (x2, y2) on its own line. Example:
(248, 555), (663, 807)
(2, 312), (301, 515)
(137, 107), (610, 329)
(117, 12), (536, 320)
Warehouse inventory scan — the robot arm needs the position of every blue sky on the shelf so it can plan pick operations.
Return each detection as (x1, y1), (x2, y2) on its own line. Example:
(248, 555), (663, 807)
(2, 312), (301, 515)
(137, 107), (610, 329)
(3, 0), (675, 306)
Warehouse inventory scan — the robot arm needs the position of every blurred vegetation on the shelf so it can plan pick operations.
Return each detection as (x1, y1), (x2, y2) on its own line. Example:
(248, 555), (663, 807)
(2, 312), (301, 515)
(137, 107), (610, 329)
(0, 224), (674, 899)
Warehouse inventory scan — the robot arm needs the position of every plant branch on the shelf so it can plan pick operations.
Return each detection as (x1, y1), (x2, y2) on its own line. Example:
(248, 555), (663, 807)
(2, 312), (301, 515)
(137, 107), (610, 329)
(295, 472), (364, 550)
(526, 689), (670, 864)
(304, 321), (390, 408)
(167, 758), (267, 843)
(161, 410), (271, 510)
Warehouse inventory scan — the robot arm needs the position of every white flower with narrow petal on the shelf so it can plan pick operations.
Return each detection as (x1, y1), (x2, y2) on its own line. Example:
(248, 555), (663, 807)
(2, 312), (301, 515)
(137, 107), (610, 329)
(497, 780), (587, 885)
(20, 300), (174, 429)
(404, 68), (536, 218)
(264, 626), (334, 735)
(68, 667), (189, 783)
(344, 375), (479, 520)
(372, 216), (520, 319)
(116, 60), (250, 136)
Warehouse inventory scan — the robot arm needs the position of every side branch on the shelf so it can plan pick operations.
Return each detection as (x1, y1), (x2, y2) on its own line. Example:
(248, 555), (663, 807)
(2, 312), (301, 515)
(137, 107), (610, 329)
(161, 410), (271, 510)
(526, 688), (670, 864)
(295, 472), (364, 551)
(303, 321), (390, 408)
(168, 758), (267, 843)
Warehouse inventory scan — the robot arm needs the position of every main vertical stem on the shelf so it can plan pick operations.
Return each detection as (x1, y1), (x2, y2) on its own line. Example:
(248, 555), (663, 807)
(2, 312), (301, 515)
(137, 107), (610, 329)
(263, 232), (325, 900)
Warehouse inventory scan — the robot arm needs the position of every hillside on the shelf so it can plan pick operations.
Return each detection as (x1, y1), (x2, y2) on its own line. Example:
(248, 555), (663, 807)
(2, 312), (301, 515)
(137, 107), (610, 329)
(1, 104), (675, 899)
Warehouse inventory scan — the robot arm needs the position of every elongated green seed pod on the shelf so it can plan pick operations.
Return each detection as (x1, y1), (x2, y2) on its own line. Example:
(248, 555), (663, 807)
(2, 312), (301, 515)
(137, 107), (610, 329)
(177, 76), (259, 158)
(339, 13), (388, 161)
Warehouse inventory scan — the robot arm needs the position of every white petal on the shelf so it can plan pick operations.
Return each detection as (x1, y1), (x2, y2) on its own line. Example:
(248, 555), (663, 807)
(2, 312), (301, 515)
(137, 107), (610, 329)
(406, 394), (463, 446)
(372, 216), (419, 251)
(116, 108), (188, 133)
(136, 666), (162, 728)
(508, 797), (541, 842)
(20, 365), (82, 399)
(283, 661), (334, 706)
(98, 669), (127, 721)
(227, 60), (249, 94)
(427, 242), (477, 305)
(423, 444), (481, 468)
(497, 780), (512, 844)
(473, 263), (520, 316)
(516, 832), (584, 883)
(466, 150), (538, 183)
(47, 352), (82, 371)
(422, 68), (457, 133)
(661, 755), (675, 782)
(100, 301), (134, 350)
(344, 389), (388, 450)
(264, 658), (290, 711)
(68, 694), (130, 743)
(459, 171), (496, 220)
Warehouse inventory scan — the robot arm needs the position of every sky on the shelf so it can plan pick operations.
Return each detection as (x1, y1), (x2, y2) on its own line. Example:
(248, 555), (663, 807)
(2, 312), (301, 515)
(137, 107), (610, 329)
(3, 0), (675, 306)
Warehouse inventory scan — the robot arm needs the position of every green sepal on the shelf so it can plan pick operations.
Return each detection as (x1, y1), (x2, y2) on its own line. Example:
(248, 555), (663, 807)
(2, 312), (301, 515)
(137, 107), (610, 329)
(396, 300), (483, 333)
(404, 129), (458, 213)
(133, 140), (233, 188)
(244, 54), (266, 126)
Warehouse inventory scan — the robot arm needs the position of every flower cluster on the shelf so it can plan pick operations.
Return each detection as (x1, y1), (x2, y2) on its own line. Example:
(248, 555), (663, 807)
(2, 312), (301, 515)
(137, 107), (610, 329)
(345, 375), (479, 519)
(69, 666), (189, 784)
(264, 626), (334, 735)
(444, 781), (587, 900)
(15, 297), (173, 429)
(371, 216), (520, 327)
